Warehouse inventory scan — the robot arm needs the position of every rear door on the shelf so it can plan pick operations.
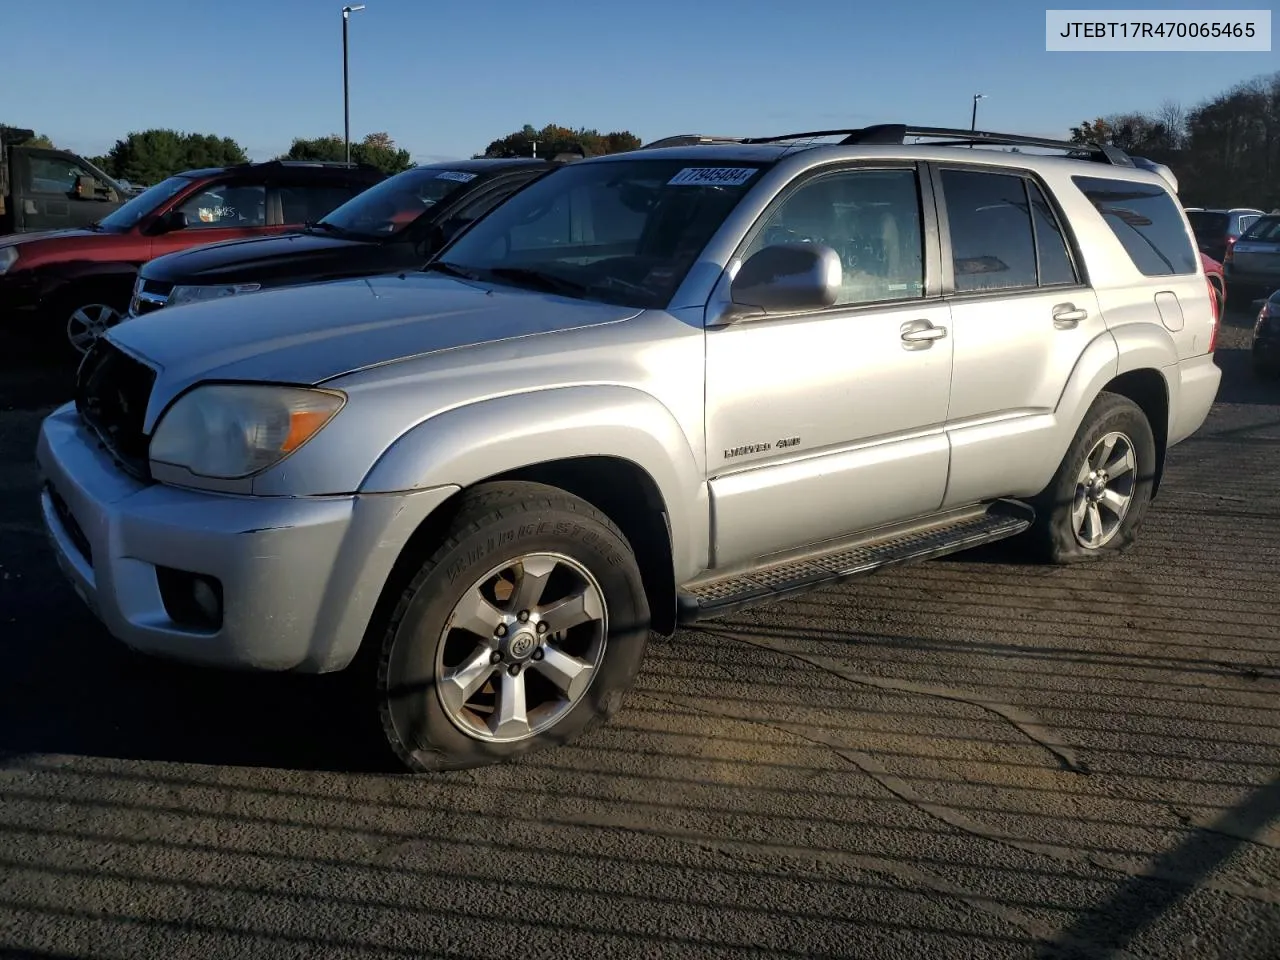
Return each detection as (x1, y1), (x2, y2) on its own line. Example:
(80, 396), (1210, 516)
(932, 163), (1105, 508)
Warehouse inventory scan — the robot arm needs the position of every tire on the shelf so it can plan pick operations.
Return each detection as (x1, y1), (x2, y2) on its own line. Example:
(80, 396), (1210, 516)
(1024, 392), (1157, 565)
(1254, 354), (1280, 381)
(369, 480), (651, 772)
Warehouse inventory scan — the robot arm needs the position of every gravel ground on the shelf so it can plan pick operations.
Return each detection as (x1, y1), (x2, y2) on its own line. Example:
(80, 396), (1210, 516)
(0, 309), (1277, 960)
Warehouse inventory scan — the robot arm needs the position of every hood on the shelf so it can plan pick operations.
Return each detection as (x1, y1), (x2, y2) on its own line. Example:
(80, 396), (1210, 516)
(0, 228), (98, 248)
(141, 231), (382, 284)
(108, 272), (643, 400)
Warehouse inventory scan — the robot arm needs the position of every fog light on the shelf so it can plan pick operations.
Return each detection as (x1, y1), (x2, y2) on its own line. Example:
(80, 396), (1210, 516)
(156, 566), (224, 631)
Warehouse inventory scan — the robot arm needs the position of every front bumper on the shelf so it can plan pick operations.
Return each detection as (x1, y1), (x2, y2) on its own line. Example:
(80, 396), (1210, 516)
(0, 269), (46, 317)
(36, 401), (457, 673)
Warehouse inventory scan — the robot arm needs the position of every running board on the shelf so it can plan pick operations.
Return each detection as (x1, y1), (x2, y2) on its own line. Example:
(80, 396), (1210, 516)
(677, 499), (1034, 624)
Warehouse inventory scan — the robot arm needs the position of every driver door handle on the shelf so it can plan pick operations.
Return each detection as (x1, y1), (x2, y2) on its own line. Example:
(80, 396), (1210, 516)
(1053, 303), (1089, 329)
(901, 319), (948, 347)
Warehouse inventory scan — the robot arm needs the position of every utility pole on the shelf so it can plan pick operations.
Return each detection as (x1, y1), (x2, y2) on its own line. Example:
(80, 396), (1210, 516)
(342, 5), (366, 164)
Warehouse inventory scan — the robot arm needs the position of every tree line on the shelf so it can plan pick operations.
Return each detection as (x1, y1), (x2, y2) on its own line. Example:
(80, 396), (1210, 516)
(1070, 69), (1280, 210)
(2, 123), (644, 187)
(10, 68), (1280, 208)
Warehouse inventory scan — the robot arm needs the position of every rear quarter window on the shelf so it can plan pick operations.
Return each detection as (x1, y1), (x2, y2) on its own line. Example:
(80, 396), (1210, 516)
(1072, 175), (1198, 277)
(1242, 217), (1280, 242)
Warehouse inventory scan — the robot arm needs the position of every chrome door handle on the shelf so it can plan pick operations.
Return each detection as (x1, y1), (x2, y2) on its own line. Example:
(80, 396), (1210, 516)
(901, 321), (948, 345)
(1053, 304), (1088, 329)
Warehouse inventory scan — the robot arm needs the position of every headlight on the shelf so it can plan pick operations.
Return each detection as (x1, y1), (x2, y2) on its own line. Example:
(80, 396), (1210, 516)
(0, 247), (18, 275)
(168, 282), (262, 308)
(150, 384), (345, 479)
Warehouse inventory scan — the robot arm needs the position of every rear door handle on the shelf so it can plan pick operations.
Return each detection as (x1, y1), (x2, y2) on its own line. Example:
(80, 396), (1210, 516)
(900, 320), (948, 347)
(1053, 303), (1088, 329)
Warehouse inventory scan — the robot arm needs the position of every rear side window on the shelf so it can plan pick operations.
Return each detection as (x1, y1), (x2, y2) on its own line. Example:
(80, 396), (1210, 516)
(279, 184), (362, 224)
(1073, 176), (1198, 276)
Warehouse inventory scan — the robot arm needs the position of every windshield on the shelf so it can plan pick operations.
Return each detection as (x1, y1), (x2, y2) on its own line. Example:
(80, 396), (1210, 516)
(1242, 216), (1280, 242)
(97, 175), (193, 231)
(1186, 211), (1228, 241)
(319, 167), (478, 237)
(431, 158), (769, 308)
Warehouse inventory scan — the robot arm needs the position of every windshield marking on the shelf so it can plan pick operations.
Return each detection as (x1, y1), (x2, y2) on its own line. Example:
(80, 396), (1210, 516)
(436, 171), (479, 182)
(667, 167), (758, 187)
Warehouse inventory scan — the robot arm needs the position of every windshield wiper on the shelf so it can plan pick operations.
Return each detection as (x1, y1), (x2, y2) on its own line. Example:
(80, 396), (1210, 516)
(305, 220), (346, 235)
(423, 260), (482, 281)
(483, 266), (588, 299)
(84, 221), (104, 232)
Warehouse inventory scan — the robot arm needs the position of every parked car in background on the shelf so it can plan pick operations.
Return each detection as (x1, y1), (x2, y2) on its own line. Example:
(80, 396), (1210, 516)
(1253, 288), (1280, 379)
(0, 159), (386, 357)
(1, 126), (131, 235)
(127, 156), (581, 319)
(37, 123), (1220, 772)
(1185, 207), (1265, 263)
(1224, 214), (1280, 305)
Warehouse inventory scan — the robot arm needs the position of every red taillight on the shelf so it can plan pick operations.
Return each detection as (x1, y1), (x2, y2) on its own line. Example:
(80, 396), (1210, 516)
(1225, 238), (1236, 263)
(1207, 278), (1221, 352)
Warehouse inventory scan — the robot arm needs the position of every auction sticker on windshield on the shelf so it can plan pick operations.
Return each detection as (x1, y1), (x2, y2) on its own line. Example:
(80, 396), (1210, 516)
(436, 171), (479, 182)
(667, 167), (758, 187)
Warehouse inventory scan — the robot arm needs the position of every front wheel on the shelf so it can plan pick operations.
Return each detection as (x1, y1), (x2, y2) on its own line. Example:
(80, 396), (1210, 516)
(370, 481), (651, 772)
(1024, 392), (1157, 564)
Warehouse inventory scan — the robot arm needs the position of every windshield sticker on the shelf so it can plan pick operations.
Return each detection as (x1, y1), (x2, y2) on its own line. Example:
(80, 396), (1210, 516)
(667, 167), (758, 187)
(435, 171), (479, 183)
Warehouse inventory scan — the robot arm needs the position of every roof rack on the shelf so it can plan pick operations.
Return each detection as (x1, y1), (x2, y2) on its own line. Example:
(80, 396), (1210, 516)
(741, 124), (1135, 166)
(639, 135), (746, 150)
(236, 158), (384, 172)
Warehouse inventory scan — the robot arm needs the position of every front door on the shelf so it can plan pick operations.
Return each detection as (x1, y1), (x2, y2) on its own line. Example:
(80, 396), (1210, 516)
(14, 149), (117, 232)
(148, 176), (285, 258)
(930, 164), (1107, 507)
(704, 163), (954, 570)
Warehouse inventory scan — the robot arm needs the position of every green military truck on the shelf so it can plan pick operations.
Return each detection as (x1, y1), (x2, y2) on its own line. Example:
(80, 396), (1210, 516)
(1, 126), (129, 235)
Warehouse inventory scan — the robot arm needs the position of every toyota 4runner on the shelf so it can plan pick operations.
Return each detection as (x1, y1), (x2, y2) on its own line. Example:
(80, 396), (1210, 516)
(36, 124), (1222, 772)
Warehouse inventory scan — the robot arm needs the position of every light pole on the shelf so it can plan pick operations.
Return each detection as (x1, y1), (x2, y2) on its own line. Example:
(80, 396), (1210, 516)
(970, 93), (986, 131)
(342, 4), (366, 165)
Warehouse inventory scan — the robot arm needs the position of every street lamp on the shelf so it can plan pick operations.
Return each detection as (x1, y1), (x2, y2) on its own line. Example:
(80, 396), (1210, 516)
(342, 4), (366, 165)
(970, 93), (986, 131)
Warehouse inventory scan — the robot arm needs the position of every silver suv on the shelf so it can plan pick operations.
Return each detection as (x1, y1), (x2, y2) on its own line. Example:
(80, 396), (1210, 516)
(37, 124), (1222, 771)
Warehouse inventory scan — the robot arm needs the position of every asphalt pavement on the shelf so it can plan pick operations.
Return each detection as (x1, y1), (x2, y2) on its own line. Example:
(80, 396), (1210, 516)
(0, 310), (1277, 960)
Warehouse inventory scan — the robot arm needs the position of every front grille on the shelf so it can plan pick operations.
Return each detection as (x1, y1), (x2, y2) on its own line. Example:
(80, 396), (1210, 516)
(75, 338), (158, 482)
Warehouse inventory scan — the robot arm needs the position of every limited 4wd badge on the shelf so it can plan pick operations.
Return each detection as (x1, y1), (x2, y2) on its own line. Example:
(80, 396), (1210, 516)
(724, 436), (800, 459)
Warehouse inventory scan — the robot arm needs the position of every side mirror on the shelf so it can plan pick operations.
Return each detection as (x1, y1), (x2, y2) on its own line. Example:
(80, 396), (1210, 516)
(725, 242), (842, 320)
(153, 209), (189, 234)
(73, 175), (100, 199)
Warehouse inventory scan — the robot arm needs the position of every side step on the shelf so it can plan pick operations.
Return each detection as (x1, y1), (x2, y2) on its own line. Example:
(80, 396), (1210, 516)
(677, 499), (1035, 624)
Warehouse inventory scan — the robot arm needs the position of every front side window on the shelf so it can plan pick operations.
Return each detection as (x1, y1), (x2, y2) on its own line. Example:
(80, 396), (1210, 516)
(176, 182), (267, 229)
(942, 169), (1039, 293)
(433, 158), (769, 308)
(320, 168), (479, 238)
(98, 176), (193, 231)
(741, 167), (925, 306)
(1073, 175), (1198, 276)
(27, 156), (84, 195)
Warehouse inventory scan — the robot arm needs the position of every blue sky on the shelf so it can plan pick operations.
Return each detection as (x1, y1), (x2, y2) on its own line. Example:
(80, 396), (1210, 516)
(7, 0), (1276, 163)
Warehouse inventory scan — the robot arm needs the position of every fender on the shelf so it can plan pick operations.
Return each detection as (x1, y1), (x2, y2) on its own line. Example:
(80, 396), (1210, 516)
(358, 384), (709, 581)
(1108, 321), (1180, 437)
(34, 259), (140, 306)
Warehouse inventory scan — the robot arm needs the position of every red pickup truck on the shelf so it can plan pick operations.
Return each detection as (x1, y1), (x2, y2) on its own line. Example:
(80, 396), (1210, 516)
(0, 158), (385, 358)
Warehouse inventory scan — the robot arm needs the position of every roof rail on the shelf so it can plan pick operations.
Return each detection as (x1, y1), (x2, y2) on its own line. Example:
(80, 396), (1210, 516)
(738, 124), (1135, 166)
(236, 158), (383, 172)
(639, 134), (746, 149)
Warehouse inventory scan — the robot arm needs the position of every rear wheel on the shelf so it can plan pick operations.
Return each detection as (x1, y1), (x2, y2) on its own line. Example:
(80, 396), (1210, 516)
(1024, 392), (1157, 564)
(368, 481), (651, 772)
